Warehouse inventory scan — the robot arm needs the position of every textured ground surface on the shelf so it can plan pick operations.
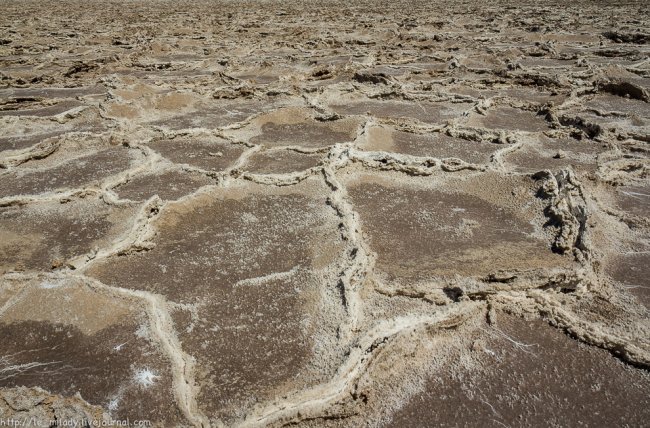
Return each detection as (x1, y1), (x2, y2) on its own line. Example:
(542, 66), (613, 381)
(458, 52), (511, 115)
(1, 0), (649, 426)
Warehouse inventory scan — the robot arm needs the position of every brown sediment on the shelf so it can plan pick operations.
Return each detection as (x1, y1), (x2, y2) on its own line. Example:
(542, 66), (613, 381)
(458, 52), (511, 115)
(343, 170), (571, 283)
(86, 178), (347, 423)
(114, 170), (214, 201)
(0, 199), (137, 272)
(465, 106), (552, 133)
(361, 126), (501, 164)
(386, 313), (650, 428)
(251, 121), (355, 148)
(606, 252), (650, 307)
(147, 101), (269, 130)
(243, 150), (323, 174)
(505, 135), (607, 174)
(331, 100), (468, 125)
(147, 137), (247, 171)
(0, 146), (136, 198)
(245, 108), (361, 149)
(0, 322), (184, 424)
(0, 277), (186, 425)
(615, 185), (650, 218)
(0, 0), (649, 426)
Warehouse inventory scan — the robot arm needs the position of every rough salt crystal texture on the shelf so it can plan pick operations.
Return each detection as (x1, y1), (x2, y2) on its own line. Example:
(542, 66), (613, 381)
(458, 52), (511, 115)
(0, 0), (649, 426)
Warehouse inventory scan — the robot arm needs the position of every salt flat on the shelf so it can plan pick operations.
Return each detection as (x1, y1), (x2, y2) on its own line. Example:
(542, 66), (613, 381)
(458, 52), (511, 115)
(0, 0), (649, 426)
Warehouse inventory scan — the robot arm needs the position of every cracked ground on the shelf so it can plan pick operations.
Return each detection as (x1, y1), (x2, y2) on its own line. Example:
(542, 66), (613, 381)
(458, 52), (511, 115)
(0, 0), (649, 426)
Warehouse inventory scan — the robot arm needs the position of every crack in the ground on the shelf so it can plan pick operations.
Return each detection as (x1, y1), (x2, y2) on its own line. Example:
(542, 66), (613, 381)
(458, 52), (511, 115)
(1, 3), (649, 424)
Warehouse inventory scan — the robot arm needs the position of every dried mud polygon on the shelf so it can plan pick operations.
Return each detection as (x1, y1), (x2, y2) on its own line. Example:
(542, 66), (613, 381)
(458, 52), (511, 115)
(1, 0), (649, 426)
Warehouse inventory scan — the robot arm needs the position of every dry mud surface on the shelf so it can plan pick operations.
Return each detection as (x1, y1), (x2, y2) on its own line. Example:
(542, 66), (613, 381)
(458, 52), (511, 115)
(0, 0), (649, 426)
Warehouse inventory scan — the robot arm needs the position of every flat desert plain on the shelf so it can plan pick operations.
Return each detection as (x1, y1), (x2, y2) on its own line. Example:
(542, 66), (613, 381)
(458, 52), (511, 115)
(0, 0), (649, 426)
